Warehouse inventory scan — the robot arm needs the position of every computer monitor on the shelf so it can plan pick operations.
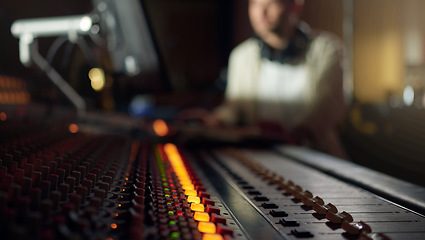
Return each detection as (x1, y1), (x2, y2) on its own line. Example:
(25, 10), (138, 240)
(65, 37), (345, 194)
(92, 0), (170, 91)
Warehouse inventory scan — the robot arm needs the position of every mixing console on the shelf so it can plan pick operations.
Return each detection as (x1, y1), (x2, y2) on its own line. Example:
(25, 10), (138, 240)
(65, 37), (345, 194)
(1, 106), (425, 240)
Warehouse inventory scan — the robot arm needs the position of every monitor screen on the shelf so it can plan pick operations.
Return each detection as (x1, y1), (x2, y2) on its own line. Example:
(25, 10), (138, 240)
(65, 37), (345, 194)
(92, 0), (170, 92)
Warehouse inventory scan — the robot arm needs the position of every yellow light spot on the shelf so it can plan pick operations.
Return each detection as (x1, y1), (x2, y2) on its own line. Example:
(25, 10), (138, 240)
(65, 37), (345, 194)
(153, 119), (169, 137)
(68, 123), (79, 133)
(182, 184), (195, 190)
(185, 189), (197, 196)
(198, 222), (216, 234)
(194, 212), (210, 222)
(88, 68), (105, 91)
(202, 233), (223, 240)
(110, 223), (118, 229)
(187, 196), (201, 204)
(190, 203), (204, 212)
(0, 112), (7, 121)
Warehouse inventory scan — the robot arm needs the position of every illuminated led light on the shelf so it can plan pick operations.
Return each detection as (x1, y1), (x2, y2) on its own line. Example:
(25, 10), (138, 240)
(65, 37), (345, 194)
(190, 203), (205, 212)
(170, 232), (180, 239)
(153, 119), (169, 137)
(194, 212), (210, 222)
(0, 112), (7, 121)
(79, 16), (92, 31)
(68, 123), (79, 133)
(198, 222), (216, 234)
(182, 184), (195, 190)
(185, 189), (197, 196)
(88, 68), (105, 91)
(187, 196), (201, 204)
(110, 223), (118, 229)
(202, 233), (224, 240)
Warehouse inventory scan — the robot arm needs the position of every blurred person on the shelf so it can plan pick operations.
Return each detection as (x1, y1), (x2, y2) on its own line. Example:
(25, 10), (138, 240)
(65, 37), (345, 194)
(181, 0), (347, 158)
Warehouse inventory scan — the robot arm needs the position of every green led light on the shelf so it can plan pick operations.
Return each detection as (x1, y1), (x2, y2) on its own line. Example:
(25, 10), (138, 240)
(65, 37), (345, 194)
(162, 177), (167, 181)
(170, 232), (180, 239)
(169, 220), (176, 225)
(163, 183), (168, 186)
(168, 211), (174, 214)
(165, 194), (170, 197)
(164, 188), (169, 191)
(167, 202), (172, 205)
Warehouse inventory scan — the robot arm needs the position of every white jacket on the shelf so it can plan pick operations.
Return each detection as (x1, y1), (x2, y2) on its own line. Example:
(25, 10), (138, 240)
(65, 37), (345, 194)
(215, 31), (347, 158)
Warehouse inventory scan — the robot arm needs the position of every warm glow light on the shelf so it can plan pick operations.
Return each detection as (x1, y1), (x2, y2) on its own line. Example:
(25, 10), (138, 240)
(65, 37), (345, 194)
(202, 234), (224, 240)
(190, 203), (204, 212)
(110, 223), (118, 229)
(88, 68), (105, 91)
(153, 119), (169, 137)
(198, 222), (216, 234)
(0, 112), (7, 121)
(194, 212), (210, 222)
(185, 189), (197, 196)
(187, 196), (201, 204)
(68, 123), (79, 133)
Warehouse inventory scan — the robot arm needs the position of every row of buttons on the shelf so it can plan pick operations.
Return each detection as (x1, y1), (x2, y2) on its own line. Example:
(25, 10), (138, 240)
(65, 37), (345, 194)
(223, 148), (391, 240)
(161, 144), (236, 240)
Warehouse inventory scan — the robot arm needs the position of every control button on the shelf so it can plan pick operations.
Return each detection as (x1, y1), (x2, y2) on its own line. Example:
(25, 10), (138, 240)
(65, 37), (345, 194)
(217, 224), (234, 236)
(313, 203), (337, 215)
(254, 196), (269, 201)
(327, 211), (353, 224)
(190, 203), (205, 212)
(194, 211), (210, 222)
(242, 185), (255, 190)
(196, 185), (207, 192)
(198, 222), (216, 234)
(279, 218), (300, 227)
(342, 221), (372, 235)
(261, 202), (279, 209)
(187, 196), (201, 204)
(202, 198), (215, 206)
(199, 191), (211, 199)
(270, 210), (288, 217)
(202, 233), (223, 240)
(248, 190), (261, 195)
(211, 214), (226, 224)
(206, 205), (220, 214)
(291, 228), (313, 238)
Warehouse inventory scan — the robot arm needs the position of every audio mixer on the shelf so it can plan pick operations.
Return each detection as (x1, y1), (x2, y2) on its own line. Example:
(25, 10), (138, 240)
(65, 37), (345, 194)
(1, 106), (425, 240)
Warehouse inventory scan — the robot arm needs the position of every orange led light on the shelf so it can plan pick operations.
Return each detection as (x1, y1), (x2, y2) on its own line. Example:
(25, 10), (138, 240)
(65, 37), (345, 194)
(187, 196), (201, 204)
(198, 222), (216, 234)
(202, 233), (223, 240)
(185, 189), (197, 196)
(0, 112), (7, 121)
(153, 119), (169, 137)
(182, 184), (195, 190)
(110, 223), (118, 229)
(68, 123), (79, 133)
(190, 203), (205, 212)
(194, 212), (210, 222)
